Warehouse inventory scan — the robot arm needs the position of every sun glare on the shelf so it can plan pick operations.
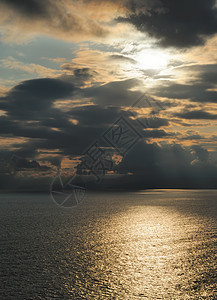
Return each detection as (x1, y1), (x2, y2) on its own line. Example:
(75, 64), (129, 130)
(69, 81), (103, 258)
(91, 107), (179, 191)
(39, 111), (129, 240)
(135, 49), (170, 70)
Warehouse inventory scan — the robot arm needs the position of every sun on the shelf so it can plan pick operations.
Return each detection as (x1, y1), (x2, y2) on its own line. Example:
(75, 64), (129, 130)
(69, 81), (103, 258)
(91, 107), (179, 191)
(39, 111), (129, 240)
(134, 49), (170, 70)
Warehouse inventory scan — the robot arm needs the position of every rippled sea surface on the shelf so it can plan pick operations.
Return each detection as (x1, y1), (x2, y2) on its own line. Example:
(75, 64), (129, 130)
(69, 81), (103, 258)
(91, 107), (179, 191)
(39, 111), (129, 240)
(0, 190), (217, 299)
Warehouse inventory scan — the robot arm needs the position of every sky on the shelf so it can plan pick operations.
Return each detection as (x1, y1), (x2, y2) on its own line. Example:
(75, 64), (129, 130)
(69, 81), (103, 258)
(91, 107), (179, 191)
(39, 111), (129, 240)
(1, 0), (217, 190)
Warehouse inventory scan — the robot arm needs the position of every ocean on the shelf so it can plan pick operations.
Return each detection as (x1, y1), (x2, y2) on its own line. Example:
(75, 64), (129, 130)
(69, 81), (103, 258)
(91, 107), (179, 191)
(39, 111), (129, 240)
(0, 190), (217, 299)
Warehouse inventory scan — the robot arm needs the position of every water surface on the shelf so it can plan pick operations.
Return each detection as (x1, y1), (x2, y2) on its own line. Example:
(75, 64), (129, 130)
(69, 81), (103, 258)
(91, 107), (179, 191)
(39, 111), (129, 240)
(0, 190), (217, 299)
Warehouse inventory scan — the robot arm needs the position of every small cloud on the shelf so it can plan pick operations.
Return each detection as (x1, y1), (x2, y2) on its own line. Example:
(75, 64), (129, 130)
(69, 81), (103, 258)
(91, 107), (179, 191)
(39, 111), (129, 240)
(175, 109), (217, 120)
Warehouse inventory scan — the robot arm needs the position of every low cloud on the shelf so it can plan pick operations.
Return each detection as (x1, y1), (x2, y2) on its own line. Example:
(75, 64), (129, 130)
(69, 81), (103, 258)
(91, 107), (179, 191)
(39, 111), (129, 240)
(175, 109), (217, 120)
(1, 70), (217, 190)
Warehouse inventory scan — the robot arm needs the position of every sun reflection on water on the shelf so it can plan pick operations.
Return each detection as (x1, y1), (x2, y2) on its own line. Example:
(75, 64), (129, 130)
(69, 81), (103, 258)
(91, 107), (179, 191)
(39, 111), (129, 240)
(54, 191), (217, 298)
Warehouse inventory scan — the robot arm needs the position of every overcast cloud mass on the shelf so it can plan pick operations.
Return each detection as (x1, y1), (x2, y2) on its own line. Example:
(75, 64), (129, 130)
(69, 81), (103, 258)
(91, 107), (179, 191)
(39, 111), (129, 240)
(1, 0), (217, 190)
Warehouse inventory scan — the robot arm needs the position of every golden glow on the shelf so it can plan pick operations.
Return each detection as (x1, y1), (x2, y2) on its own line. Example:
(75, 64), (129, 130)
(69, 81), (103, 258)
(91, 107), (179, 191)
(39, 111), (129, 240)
(0, 109), (7, 116)
(69, 119), (79, 125)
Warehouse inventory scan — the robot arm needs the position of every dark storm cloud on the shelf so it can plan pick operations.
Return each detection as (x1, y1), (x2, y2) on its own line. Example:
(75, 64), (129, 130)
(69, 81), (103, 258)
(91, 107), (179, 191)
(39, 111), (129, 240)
(180, 133), (204, 141)
(0, 76), (98, 158)
(108, 141), (217, 189)
(0, 76), (142, 158)
(2, 139), (209, 190)
(2, 0), (217, 47)
(137, 117), (169, 128)
(191, 145), (209, 162)
(2, 72), (217, 190)
(143, 129), (174, 138)
(68, 105), (122, 126)
(8, 155), (49, 171)
(177, 64), (217, 85)
(175, 110), (217, 120)
(0, 114), (104, 157)
(119, 0), (217, 48)
(0, 78), (76, 120)
(0, 75), (146, 159)
(8, 78), (75, 100)
(151, 63), (217, 104)
(83, 79), (143, 106)
(0, 0), (47, 18)
(116, 142), (191, 175)
(0, 116), (17, 133)
(152, 82), (217, 103)
(31, 105), (132, 156)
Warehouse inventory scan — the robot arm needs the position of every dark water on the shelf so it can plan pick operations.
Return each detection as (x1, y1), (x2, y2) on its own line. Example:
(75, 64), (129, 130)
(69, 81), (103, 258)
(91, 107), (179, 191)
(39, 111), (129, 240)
(0, 190), (217, 299)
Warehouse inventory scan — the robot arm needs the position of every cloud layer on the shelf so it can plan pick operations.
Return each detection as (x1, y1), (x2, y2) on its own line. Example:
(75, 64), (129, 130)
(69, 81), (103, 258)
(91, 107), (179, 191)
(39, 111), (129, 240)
(1, 0), (217, 48)
(1, 1), (217, 191)
(120, 0), (217, 47)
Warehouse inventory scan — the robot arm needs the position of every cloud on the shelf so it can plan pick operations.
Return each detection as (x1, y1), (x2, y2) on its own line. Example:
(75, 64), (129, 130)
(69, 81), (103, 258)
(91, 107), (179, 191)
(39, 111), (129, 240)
(180, 131), (204, 141)
(0, 0), (108, 43)
(137, 117), (169, 128)
(1, 69), (217, 190)
(109, 54), (136, 64)
(8, 154), (49, 172)
(152, 81), (217, 103)
(107, 141), (217, 189)
(68, 105), (122, 126)
(143, 129), (174, 138)
(119, 0), (217, 48)
(66, 49), (138, 83)
(0, 76), (144, 159)
(0, 77), (76, 120)
(175, 109), (217, 120)
(191, 145), (209, 162)
(0, 56), (60, 77)
(177, 63), (217, 85)
(83, 78), (143, 106)
(0, 0), (47, 17)
(60, 68), (96, 87)
(1, 0), (217, 48)
(150, 63), (217, 109)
